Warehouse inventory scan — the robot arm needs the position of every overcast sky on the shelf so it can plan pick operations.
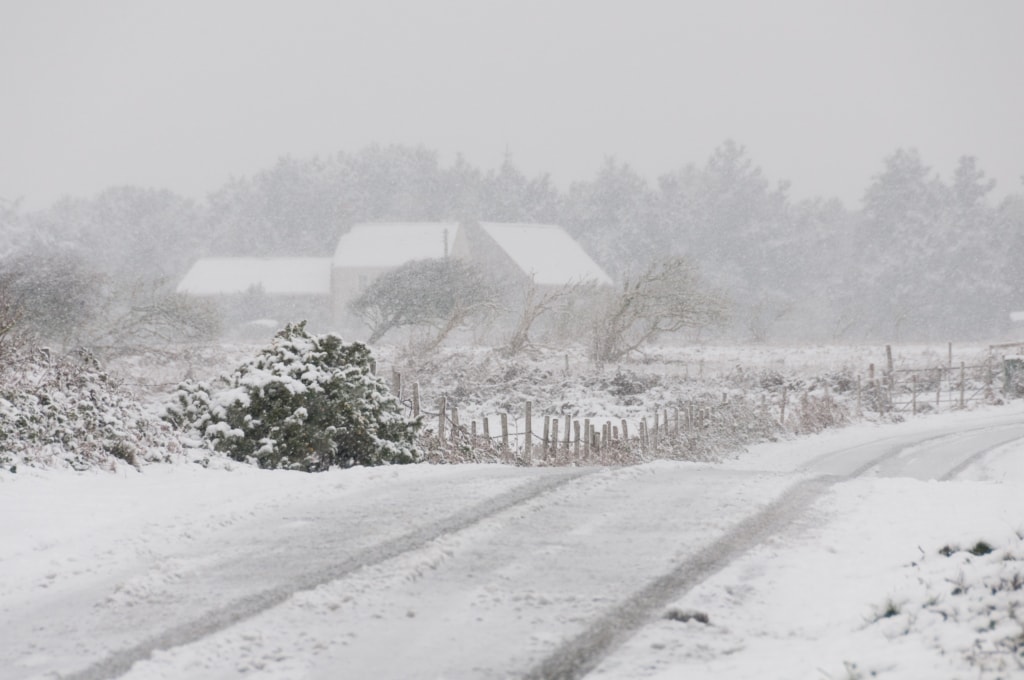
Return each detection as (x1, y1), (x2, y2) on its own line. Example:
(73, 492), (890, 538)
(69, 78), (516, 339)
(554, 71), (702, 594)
(2, 0), (1022, 210)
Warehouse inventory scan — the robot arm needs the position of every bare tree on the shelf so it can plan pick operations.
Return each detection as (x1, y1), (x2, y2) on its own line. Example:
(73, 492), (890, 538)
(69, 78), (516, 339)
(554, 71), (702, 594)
(503, 279), (597, 356)
(350, 258), (497, 348)
(589, 257), (728, 363)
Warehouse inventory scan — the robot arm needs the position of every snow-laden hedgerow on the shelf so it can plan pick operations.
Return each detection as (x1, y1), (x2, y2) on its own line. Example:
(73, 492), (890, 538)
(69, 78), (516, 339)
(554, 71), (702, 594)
(164, 322), (420, 471)
(0, 348), (181, 471)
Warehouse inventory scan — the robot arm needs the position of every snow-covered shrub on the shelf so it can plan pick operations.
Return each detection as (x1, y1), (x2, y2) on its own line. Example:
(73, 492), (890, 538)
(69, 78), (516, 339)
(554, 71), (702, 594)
(166, 322), (420, 471)
(0, 348), (180, 471)
(868, 534), (1024, 675)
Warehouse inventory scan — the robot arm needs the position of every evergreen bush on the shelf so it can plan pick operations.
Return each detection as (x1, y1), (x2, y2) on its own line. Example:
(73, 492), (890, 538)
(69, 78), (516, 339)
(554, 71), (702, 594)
(167, 322), (420, 470)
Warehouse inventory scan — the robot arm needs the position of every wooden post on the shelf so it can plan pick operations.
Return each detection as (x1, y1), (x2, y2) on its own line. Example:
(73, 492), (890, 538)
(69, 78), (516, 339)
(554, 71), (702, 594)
(471, 420), (477, 438)
(392, 370), (402, 399)
(621, 419), (629, 442)
(451, 407), (460, 441)
(573, 420), (581, 457)
(912, 374), (917, 415)
(937, 368), (942, 410)
(948, 342), (953, 369)
(524, 401), (533, 460)
(583, 418), (591, 456)
(438, 396), (447, 442)
(868, 363), (875, 381)
(888, 374), (894, 412)
(412, 383), (421, 417)
(542, 416), (551, 455)
(960, 361), (965, 409)
(563, 415), (571, 451)
(501, 413), (509, 455)
(551, 417), (559, 456)
(780, 386), (788, 426)
(612, 424), (619, 441)
(640, 418), (648, 450)
(483, 416), (490, 443)
(673, 408), (679, 437)
(886, 345), (894, 375)
(653, 411), (659, 449)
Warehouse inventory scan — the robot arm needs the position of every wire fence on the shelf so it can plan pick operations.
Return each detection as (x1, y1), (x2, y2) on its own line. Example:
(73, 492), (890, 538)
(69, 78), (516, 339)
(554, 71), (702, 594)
(378, 343), (1024, 466)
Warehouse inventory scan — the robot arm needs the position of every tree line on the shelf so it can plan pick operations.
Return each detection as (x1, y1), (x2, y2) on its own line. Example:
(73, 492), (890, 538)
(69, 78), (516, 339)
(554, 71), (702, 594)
(2, 141), (1022, 355)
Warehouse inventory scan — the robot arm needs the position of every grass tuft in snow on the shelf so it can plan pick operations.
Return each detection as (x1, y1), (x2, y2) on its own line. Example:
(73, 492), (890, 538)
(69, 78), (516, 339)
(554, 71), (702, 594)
(868, 534), (1024, 675)
(664, 608), (711, 625)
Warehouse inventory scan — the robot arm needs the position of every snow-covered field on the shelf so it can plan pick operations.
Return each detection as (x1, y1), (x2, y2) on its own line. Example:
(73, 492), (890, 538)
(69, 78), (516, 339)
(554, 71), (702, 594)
(3, 400), (1023, 679)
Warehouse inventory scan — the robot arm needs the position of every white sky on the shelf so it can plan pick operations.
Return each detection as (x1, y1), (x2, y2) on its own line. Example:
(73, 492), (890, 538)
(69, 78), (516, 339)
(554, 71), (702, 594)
(1, 0), (1022, 209)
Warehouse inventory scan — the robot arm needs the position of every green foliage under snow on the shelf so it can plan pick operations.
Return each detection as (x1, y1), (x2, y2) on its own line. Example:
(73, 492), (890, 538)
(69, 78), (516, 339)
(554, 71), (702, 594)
(165, 322), (420, 471)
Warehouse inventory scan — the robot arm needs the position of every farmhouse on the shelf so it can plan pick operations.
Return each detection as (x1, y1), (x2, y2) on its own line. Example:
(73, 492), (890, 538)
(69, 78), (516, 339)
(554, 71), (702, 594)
(177, 222), (610, 337)
(470, 222), (613, 289)
(176, 257), (333, 331)
(331, 222), (469, 324)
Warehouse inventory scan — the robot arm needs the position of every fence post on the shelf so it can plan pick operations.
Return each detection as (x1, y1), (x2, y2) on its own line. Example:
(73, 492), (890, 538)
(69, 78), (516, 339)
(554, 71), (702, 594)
(621, 419), (629, 442)
(911, 374), (917, 415)
(542, 416), (551, 456)
(573, 420), (581, 457)
(563, 415), (571, 451)
(483, 416), (490, 444)
(501, 413), (509, 457)
(412, 382), (421, 417)
(392, 370), (402, 400)
(551, 417), (560, 456)
(584, 418), (591, 456)
(524, 401), (533, 460)
(937, 369), (942, 410)
(438, 396), (447, 442)
(960, 361), (965, 409)
(451, 407), (460, 442)
(780, 386), (788, 426)
(886, 345), (894, 375)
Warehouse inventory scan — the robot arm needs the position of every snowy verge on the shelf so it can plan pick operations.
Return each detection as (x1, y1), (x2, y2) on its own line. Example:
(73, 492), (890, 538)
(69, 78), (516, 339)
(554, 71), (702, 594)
(593, 444), (1024, 679)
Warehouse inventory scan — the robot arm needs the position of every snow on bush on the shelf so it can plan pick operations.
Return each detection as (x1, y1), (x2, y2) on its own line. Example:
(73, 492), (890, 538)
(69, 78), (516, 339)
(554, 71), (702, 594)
(164, 322), (420, 471)
(867, 533), (1024, 676)
(0, 348), (181, 471)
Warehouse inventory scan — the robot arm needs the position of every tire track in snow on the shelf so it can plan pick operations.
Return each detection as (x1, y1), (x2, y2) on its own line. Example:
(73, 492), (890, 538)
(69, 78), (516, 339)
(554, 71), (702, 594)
(63, 467), (597, 680)
(525, 423), (1024, 680)
(938, 426), (1024, 481)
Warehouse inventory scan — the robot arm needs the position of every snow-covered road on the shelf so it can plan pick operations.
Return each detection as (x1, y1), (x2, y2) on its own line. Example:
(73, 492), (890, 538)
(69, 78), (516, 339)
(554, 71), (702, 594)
(3, 405), (1024, 679)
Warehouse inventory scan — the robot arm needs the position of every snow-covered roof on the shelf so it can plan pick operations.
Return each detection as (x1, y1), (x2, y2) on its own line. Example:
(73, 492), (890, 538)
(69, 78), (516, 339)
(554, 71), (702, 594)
(479, 222), (612, 286)
(333, 222), (460, 268)
(176, 257), (332, 295)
